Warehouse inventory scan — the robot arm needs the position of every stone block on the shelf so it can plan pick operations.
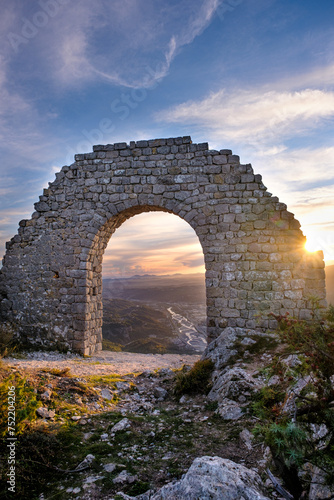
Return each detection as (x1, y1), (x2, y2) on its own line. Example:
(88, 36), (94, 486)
(213, 155), (227, 165)
(0, 136), (326, 355)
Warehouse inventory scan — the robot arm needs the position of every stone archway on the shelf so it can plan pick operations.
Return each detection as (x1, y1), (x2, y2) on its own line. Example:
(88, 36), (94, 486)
(0, 137), (326, 355)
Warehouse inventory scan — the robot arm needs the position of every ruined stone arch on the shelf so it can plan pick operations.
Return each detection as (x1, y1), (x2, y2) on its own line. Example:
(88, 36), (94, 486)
(0, 137), (326, 355)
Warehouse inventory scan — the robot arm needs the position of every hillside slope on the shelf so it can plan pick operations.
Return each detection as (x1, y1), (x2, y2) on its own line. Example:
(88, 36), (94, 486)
(102, 298), (176, 353)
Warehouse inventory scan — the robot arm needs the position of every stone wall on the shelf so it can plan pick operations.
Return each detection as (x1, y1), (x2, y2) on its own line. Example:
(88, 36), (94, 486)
(0, 137), (326, 355)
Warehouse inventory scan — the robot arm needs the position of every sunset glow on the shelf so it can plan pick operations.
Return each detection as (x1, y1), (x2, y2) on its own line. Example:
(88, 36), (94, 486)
(102, 212), (205, 278)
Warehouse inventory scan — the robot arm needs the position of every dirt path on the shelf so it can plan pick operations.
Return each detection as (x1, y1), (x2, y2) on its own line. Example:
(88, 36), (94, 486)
(3, 351), (201, 376)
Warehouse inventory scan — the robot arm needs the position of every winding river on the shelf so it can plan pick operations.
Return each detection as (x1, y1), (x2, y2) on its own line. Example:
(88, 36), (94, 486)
(167, 307), (207, 352)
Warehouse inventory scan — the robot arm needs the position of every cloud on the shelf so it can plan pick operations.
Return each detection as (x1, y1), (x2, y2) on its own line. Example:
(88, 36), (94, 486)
(4, 0), (221, 89)
(279, 63), (334, 91)
(156, 87), (334, 145)
(102, 212), (205, 277)
(254, 146), (334, 194)
(164, 0), (219, 64)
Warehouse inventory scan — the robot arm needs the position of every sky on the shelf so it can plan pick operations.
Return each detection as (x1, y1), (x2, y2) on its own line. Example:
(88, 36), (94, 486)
(1, 0), (334, 278)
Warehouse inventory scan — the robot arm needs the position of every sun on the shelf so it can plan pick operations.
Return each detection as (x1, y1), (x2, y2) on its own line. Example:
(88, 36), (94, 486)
(304, 234), (322, 254)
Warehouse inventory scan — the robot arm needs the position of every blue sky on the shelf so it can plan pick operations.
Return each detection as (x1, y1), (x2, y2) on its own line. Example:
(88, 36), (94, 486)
(1, 0), (334, 277)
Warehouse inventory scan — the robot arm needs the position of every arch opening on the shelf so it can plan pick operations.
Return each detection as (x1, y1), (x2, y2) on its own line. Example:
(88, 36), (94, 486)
(96, 209), (207, 355)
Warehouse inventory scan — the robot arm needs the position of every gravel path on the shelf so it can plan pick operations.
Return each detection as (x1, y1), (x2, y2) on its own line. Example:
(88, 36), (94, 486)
(3, 350), (201, 376)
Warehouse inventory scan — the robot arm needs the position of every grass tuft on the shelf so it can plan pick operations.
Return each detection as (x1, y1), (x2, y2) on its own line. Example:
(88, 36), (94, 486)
(174, 359), (214, 396)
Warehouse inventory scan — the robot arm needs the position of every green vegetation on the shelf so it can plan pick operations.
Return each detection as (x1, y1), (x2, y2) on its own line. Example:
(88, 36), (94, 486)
(0, 373), (40, 437)
(102, 339), (123, 351)
(174, 359), (215, 396)
(252, 306), (334, 497)
(41, 367), (71, 377)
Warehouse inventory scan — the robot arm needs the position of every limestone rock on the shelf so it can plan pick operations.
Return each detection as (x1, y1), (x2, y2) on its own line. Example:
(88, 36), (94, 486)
(40, 389), (52, 401)
(209, 365), (262, 404)
(103, 463), (116, 473)
(149, 456), (270, 499)
(240, 429), (254, 450)
(203, 327), (240, 369)
(153, 387), (168, 400)
(113, 470), (138, 485)
(111, 417), (131, 434)
(36, 407), (55, 419)
(75, 454), (95, 471)
(309, 423), (331, 451)
(204, 327), (267, 370)
(309, 466), (334, 500)
(217, 398), (244, 420)
(101, 388), (113, 400)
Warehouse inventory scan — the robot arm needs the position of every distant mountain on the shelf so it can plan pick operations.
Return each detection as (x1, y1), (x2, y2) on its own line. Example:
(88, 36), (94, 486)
(103, 273), (206, 304)
(326, 265), (334, 306)
(104, 269), (334, 306)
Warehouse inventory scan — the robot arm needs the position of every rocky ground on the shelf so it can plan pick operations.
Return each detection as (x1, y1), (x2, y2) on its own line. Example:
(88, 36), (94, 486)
(1, 330), (333, 500)
(4, 350), (201, 376)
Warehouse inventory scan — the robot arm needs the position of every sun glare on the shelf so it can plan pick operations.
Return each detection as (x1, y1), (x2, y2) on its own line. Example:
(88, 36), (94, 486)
(304, 235), (322, 254)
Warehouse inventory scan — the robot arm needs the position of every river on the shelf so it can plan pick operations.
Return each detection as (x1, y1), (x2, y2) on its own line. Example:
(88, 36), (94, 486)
(167, 307), (207, 353)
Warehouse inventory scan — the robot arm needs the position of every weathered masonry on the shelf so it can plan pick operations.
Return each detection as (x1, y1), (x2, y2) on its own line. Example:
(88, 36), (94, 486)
(0, 137), (326, 355)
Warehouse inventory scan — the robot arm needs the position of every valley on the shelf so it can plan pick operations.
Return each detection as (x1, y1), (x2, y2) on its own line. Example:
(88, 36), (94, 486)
(102, 274), (207, 355)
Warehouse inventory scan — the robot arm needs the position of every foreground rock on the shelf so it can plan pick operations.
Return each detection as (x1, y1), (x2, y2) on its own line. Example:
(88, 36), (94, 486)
(204, 327), (276, 370)
(122, 456), (270, 499)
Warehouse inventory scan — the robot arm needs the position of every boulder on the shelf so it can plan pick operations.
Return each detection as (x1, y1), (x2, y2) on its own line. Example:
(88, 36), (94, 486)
(111, 417), (131, 434)
(149, 456), (270, 499)
(209, 366), (262, 402)
(308, 465), (334, 499)
(153, 387), (168, 400)
(203, 327), (270, 370)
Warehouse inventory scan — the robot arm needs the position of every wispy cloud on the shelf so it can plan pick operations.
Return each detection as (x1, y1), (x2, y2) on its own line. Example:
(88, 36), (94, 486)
(5, 0), (221, 89)
(164, 0), (219, 68)
(156, 87), (334, 145)
(278, 63), (334, 91)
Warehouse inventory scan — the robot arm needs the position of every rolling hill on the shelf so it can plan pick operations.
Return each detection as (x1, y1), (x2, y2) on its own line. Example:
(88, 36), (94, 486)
(102, 273), (206, 304)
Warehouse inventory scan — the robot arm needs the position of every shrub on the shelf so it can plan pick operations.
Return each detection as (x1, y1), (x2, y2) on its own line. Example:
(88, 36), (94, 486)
(174, 359), (215, 396)
(252, 306), (334, 495)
